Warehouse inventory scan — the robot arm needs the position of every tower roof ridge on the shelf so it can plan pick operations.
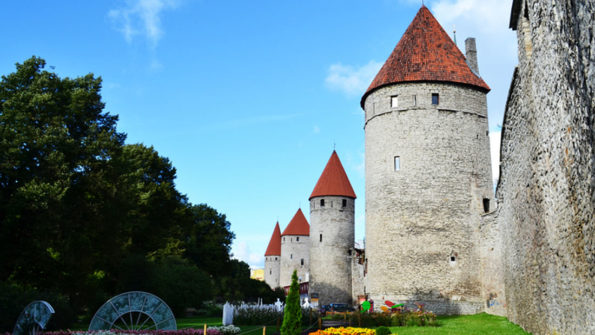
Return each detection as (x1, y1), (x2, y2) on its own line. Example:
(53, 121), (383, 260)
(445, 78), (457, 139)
(264, 221), (282, 256)
(282, 209), (310, 236)
(309, 150), (356, 200)
(361, 6), (490, 107)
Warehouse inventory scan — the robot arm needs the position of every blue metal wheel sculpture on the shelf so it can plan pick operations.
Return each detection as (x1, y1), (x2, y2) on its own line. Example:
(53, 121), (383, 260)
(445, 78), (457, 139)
(13, 300), (55, 335)
(89, 291), (176, 331)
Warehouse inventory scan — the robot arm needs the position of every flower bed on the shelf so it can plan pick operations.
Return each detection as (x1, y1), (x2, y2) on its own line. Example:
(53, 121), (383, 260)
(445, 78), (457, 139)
(309, 327), (376, 335)
(40, 329), (222, 335)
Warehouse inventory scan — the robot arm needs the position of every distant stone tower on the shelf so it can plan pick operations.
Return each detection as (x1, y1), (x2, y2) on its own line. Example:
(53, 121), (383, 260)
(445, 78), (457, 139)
(309, 151), (356, 306)
(279, 209), (310, 287)
(264, 222), (281, 289)
(361, 6), (494, 314)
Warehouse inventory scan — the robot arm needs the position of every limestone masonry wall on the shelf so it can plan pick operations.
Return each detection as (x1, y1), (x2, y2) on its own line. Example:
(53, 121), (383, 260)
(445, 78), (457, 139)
(363, 82), (493, 314)
(280, 235), (310, 287)
(496, 0), (594, 333)
(309, 196), (354, 305)
(264, 256), (280, 289)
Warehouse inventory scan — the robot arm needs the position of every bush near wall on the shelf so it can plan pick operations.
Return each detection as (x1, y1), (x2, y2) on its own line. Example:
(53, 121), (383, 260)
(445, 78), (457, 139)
(347, 310), (436, 328)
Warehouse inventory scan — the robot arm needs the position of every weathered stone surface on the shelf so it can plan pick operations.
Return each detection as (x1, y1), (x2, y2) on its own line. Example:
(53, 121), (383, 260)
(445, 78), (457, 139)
(309, 196), (355, 305)
(280, 234), (310, 287)
(264, 255), (281, 289)
(363, 81), (494, 313)
(496, 1), (595, 334)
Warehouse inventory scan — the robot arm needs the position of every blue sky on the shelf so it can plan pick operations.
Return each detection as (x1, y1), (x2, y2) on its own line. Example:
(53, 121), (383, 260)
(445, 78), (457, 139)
(1, 0), (516, 268)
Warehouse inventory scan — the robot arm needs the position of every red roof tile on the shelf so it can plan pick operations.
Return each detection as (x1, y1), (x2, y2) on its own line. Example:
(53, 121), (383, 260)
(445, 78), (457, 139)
(264, 222), (282, 256)
(282, 209), (310, 236)
(310, 151), (356, 200)
(361, 6), (490, 107)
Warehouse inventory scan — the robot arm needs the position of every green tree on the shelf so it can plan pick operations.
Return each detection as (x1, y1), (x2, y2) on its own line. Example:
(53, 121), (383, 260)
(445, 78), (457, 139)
(281, 270), (301, 335)
(185, 204), (235, 277)
(0, 57), (125, 304)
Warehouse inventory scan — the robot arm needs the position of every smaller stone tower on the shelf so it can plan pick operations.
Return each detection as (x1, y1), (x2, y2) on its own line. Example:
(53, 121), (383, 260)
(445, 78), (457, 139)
(264, 222), (282, 289)
(280, 209), (310, 287)
(309, 151), (356, 305)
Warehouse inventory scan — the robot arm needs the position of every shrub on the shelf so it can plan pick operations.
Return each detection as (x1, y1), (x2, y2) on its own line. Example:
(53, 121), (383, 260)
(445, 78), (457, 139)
(375, 326), (391, 335)
(208, 325), (240, 335)
(281, 271), (301, 335)
(148, 257), (213, 316)
(232, 304), (283, 326)
(349, 309), (435, 328)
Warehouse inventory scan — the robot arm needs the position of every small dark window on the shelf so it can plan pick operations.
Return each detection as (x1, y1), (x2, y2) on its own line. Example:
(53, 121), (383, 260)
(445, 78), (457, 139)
(270, 269), (272, 275)
(342, 199), (347, 207)
(290, 254), (293, 259)
(296, 236), (300, 242)
(283, 237), (285, 242)
(301, 259), (304, 266)
(275, 257), (277, 260)
(450, 256), (456, 262)
(319, 234), (322, 242)
(320, 199), (325, 207)
(348, 249), (352, 256)
(432, 93), (439, 105)
(412, 95), (417, 106)
(483, 198), (490, 213)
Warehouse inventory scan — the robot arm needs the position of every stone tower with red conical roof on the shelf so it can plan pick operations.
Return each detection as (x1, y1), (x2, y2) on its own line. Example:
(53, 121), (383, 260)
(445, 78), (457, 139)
(309, 151), (356, 306)
(280, 209), (310, 287)
(264, 222), (282, 288)
(361, 6), (494, 314)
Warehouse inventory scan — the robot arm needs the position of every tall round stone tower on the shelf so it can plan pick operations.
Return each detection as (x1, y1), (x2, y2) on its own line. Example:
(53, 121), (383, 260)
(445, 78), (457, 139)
(264, 222), (281, 289)
(309, 151), (356, 306)
(361, 6), (494, 314)
(280, 209), (310, 288)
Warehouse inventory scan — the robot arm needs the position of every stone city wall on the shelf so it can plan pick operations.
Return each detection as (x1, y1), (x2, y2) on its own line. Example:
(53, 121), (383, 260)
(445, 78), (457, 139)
(497, 1), (594, 334)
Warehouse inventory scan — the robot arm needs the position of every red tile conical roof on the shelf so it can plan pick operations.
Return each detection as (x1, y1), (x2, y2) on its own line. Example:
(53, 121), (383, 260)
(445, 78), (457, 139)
(282, 209), (310, 236)
(361, 6), (490, 107)
(309, 151), (356, 200)
(264, 222), (282, 256)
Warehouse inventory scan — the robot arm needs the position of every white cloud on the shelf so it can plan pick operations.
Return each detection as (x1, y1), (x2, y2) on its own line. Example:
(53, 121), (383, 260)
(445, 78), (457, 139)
(489, 131), (501, 188)
(325, 61), (383, 96)
(109, 0), (178, 48)
(232, 241), (264, 268)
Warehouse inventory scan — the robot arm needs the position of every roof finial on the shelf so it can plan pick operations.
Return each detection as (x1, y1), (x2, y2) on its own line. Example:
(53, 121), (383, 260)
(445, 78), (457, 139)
(453, 25), (457, 45)
(333, 141), (336, 151)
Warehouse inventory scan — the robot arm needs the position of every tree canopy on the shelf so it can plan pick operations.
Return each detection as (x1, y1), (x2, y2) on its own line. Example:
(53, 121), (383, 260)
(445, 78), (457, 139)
(0, 57), (276, 331)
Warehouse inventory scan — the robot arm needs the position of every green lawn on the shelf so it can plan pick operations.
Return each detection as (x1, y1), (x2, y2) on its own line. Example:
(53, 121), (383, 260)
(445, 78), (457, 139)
(177, 313), (529, 335)
(387, 313), (529, 335)
(176, 317), (223, 329)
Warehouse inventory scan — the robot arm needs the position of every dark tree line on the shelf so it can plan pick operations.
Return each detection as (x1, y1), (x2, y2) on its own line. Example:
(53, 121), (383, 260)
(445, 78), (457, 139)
(0, 57), (281, 331)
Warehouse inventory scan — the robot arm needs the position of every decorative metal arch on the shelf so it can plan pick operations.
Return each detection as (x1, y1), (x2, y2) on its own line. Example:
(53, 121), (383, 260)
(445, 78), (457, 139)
(13, 300), (55, 335)
(88, 291), (177, 331)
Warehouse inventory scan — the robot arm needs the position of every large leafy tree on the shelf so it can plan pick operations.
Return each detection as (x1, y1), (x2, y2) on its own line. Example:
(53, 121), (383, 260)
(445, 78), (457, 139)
(185, 204), (235, 277)
(0, 57), (125, 296)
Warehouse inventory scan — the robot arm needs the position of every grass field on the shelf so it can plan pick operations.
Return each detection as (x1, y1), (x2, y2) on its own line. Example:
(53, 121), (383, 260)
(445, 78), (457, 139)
(176, 313), (530, 335)
(387, 313), (529, 335)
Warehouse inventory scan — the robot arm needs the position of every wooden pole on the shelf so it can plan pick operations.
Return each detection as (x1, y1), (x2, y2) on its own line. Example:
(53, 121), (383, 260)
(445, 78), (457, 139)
(204, 324), (207, 335)
(263, 326), (266, 335)
(318, 317), (322, 330)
